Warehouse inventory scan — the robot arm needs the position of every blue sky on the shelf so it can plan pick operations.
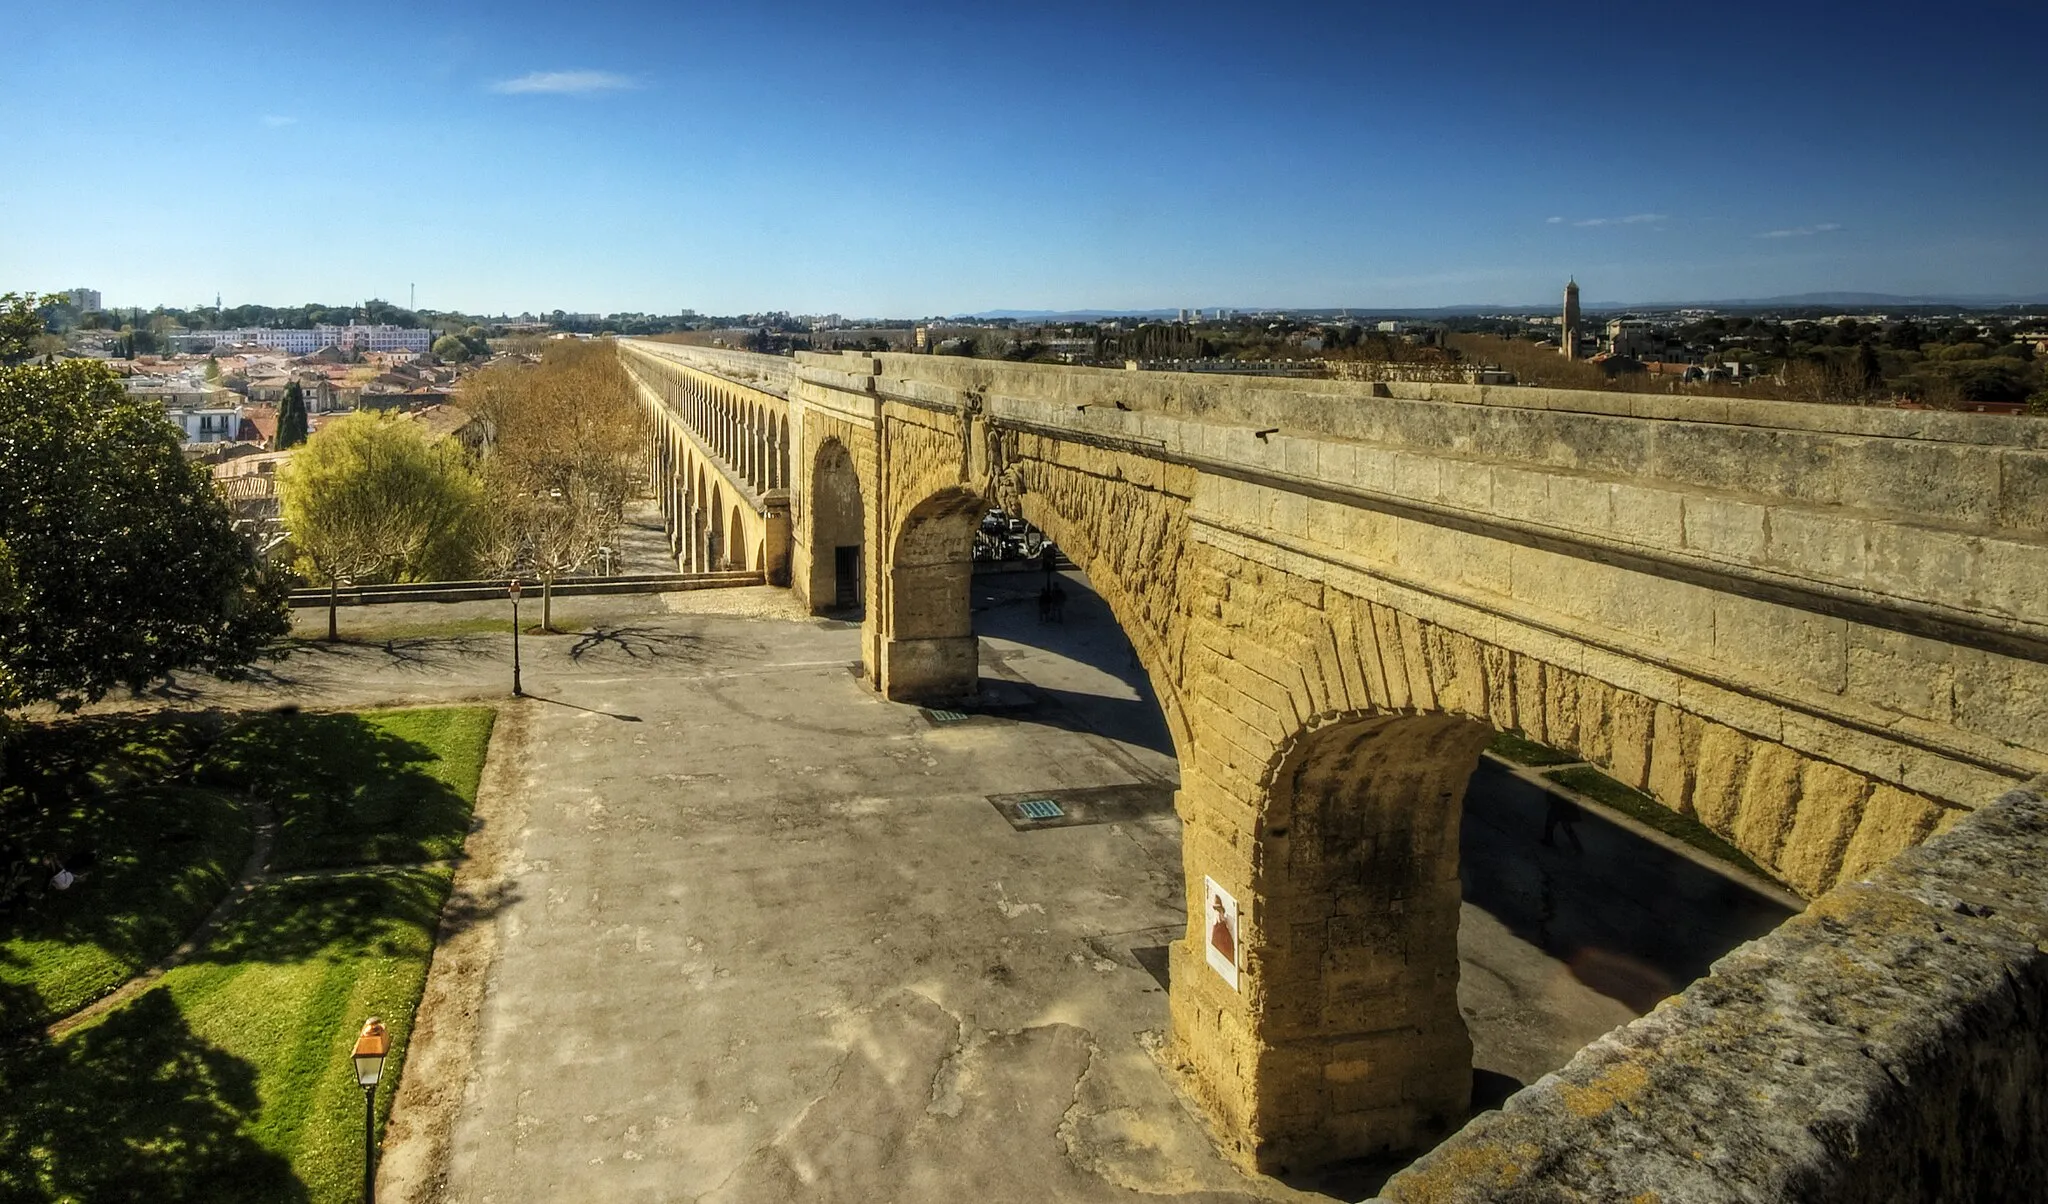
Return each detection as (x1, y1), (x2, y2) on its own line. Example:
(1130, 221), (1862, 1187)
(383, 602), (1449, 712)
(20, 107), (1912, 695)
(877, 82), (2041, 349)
(2, 0), (2043, 315)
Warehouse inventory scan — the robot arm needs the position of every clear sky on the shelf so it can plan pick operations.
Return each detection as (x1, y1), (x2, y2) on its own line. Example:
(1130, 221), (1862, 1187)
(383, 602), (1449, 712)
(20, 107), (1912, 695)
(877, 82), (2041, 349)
(3, 0), (2043, 316)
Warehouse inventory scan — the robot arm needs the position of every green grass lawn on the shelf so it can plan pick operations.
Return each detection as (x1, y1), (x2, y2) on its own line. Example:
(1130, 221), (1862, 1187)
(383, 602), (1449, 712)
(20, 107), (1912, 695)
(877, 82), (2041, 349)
(0, 868), (452, 1204)
(1482, 728), (1777, 882)
(2, 717), (254, 1029)
(1485, 728), (1584, 767)
(202, 707), (496, 870)
(0, 705), (497, 1201)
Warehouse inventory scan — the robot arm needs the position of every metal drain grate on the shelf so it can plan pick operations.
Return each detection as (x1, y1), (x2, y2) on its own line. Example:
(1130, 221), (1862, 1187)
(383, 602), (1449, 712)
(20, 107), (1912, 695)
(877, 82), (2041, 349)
(1016, 798), (1065, 821)
(988, 783), (1175, 832)
(922, 708), (971, 724)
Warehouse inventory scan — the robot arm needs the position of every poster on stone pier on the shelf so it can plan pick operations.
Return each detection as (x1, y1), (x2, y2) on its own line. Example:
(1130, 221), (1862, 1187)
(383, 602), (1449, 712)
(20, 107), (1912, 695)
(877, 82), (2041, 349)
(1204, 876), (1239, 990)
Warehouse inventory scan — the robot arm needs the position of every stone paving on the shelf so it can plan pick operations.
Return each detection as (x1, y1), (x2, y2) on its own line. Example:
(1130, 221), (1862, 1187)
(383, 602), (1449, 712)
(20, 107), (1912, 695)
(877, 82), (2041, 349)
(127, 581), (1793, 1201)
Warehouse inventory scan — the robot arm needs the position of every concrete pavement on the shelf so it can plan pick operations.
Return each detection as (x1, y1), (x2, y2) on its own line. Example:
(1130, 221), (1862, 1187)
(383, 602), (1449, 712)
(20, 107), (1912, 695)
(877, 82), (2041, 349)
(127, 580), (1796, 1201)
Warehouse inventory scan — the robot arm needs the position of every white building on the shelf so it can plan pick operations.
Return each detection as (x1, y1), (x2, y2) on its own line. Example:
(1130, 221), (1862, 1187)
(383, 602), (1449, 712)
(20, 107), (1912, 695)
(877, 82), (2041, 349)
(166, 406), (244, 444)
(125, 376), (243, 444)
(69, 286), (102, 312)
(204, 323), (433, 355)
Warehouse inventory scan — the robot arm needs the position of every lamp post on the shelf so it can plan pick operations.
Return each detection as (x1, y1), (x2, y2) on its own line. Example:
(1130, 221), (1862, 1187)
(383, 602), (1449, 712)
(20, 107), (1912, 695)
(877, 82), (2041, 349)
(351, 1017), (389, 1203)
(508, 578), (524, 697)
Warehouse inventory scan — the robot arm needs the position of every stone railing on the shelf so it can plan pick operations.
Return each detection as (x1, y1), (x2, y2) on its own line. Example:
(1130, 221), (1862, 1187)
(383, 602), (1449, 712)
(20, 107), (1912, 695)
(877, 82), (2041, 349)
(1375, 779), (2048, 1202)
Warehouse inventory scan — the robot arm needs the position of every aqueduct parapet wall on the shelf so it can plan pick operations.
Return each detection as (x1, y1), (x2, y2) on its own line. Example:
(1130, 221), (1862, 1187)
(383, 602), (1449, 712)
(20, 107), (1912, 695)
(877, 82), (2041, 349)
(618, 338), (2048, 1176)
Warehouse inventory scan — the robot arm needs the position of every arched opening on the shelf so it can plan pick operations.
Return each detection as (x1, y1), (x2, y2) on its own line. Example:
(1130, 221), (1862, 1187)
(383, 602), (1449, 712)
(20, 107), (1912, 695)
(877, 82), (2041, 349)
(775, 415), (790, 489)
(807, 438), (865, 616)
(689, 465), (707, 572)
(877, 488), (985, 703)
(706, 481), (724, 572)
(727, 505), (744, 571)
(748, 402), (763, 489)
(1222, 712), (1495, 1169)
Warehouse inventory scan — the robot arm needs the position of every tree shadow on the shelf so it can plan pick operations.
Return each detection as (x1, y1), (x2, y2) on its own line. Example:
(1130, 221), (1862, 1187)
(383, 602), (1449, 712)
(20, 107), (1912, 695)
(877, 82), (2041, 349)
(566, 624), (706, 664)
(200, 713), (472, 870)
(365, 636), (495, 672)
(0, 989), (306, 1202)
(191, 867), (501, 969)
(3, 716), (250, 1028)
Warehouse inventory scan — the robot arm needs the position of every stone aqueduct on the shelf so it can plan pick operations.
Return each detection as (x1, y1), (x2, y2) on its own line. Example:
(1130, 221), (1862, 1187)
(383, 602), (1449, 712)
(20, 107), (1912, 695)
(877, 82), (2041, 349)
(620, 338), (2048, 1172)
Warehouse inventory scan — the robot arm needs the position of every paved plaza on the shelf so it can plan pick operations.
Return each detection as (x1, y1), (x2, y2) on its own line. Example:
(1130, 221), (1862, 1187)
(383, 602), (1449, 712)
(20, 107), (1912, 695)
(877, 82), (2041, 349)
(138, 576), (1793, 1202)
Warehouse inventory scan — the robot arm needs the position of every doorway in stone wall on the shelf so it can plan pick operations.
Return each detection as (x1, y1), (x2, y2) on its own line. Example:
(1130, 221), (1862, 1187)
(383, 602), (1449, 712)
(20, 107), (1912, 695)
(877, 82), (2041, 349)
(833, 546), (860, 610)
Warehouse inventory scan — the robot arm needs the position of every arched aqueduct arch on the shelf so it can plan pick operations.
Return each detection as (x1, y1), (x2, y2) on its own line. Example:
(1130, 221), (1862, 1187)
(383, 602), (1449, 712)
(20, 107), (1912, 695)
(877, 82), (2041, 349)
(616, 338), (2048, 1173)
(807, 436), (867, 613)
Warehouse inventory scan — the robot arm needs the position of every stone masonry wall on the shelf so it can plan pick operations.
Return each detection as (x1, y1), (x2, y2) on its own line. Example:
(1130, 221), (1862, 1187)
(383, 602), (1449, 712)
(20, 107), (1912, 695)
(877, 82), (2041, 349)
(1375, 781), (2048, 1204)
(627, 339), (2048, 1171)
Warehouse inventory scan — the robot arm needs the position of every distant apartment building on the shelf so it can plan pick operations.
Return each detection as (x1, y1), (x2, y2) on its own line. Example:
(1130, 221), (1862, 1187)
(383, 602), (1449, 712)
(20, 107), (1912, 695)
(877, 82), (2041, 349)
(125, 376), (243, 445)
(1606, 318), (1664, 359)
(201, 323), (433, 355)
(68, 286), (102, 312)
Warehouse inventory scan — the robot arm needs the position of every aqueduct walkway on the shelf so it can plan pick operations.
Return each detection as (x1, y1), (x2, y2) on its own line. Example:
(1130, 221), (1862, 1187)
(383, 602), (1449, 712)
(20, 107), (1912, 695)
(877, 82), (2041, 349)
(619, 337), (2048, 1172)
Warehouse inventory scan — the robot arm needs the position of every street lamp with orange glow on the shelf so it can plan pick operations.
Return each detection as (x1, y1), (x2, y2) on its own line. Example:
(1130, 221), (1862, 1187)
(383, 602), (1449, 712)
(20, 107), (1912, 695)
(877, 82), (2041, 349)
(352, 1017), (389, 1202)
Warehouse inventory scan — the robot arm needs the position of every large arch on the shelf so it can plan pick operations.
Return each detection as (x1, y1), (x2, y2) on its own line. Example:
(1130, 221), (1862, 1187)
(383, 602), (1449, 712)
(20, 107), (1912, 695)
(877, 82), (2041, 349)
(727, 505), (745, 571)
(1198, 710), (1496, 1169)
(876, 487), (986, 703)
(807, 437), (866, 615)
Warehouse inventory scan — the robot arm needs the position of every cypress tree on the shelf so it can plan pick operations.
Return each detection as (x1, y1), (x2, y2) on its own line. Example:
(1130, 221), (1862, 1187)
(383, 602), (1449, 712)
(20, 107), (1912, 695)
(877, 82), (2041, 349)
(276, 380), (309, 449)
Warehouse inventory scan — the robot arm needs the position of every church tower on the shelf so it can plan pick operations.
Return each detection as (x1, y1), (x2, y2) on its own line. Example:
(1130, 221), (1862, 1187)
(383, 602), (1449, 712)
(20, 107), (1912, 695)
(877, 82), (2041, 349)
(1561, 277), (1582, 360)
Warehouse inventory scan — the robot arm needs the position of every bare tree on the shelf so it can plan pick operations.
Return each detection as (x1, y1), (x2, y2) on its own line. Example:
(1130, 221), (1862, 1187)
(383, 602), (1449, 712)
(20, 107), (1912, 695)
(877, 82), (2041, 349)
(457, 341), (643, 630)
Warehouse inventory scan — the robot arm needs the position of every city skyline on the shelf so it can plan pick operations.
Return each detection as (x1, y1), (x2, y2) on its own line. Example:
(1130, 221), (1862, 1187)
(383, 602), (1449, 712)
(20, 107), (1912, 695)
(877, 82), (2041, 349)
(3, 0), (2043, 315)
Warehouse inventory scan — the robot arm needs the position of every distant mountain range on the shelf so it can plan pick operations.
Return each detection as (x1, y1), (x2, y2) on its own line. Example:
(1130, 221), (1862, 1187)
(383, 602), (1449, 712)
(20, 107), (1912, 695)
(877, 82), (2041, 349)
(955, 293), (2048, 321)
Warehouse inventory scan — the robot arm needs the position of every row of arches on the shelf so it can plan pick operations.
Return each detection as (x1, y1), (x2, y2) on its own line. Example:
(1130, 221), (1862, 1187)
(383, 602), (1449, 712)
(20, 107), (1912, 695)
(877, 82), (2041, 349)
(653, 422), (758, 573)
(627, 341), (1985, 1178)
(646, 363), (792, 498)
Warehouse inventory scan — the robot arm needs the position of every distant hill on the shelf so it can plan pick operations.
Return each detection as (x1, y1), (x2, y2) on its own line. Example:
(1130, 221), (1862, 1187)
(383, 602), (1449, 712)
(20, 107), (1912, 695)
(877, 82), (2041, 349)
(1589, 292), (2048, 311)
(954, 292), (2048, 321)
(953, 309), (1182, 321)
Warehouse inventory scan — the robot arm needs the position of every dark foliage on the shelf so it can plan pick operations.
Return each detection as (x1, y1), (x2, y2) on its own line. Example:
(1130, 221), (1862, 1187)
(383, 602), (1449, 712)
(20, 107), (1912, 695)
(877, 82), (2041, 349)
(0, 360), (290, 707)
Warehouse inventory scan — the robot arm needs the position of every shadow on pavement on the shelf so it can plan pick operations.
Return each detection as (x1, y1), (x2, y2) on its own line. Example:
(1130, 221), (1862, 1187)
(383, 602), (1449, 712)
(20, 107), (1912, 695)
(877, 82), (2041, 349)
(1462, 758), (1798, 1013)
(566, 625), (706, 665)
(530, 695), (643, 722)
(970, 571), (1179, 762)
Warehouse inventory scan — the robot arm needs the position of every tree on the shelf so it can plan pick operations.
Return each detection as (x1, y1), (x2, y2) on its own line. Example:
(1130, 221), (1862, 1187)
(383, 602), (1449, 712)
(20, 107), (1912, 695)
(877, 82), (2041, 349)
(275, 380), (309, 449)
(1853, 342), (1883, 396)
(432, 333), (472, 363)
(459, 340), (642, 629)
(0, 359), (289, 708)
(474, 477), (610, 631)
(1, 292), (59, 366)
(278, 412), (483, 640)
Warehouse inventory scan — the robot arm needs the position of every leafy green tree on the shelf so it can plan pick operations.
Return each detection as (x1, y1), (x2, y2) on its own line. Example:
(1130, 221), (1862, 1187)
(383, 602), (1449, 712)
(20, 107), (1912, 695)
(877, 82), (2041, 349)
(278, 412), (483, 640)
(0, 292), (60, 366)
(432, 333), (472, 363)
(275, 380), (309, 449)
(0, 360), (289, 708)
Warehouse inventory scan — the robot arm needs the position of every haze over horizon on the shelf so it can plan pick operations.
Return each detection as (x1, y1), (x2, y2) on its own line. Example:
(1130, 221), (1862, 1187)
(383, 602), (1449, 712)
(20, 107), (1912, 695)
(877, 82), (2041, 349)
(4, 0), (2043, 317)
